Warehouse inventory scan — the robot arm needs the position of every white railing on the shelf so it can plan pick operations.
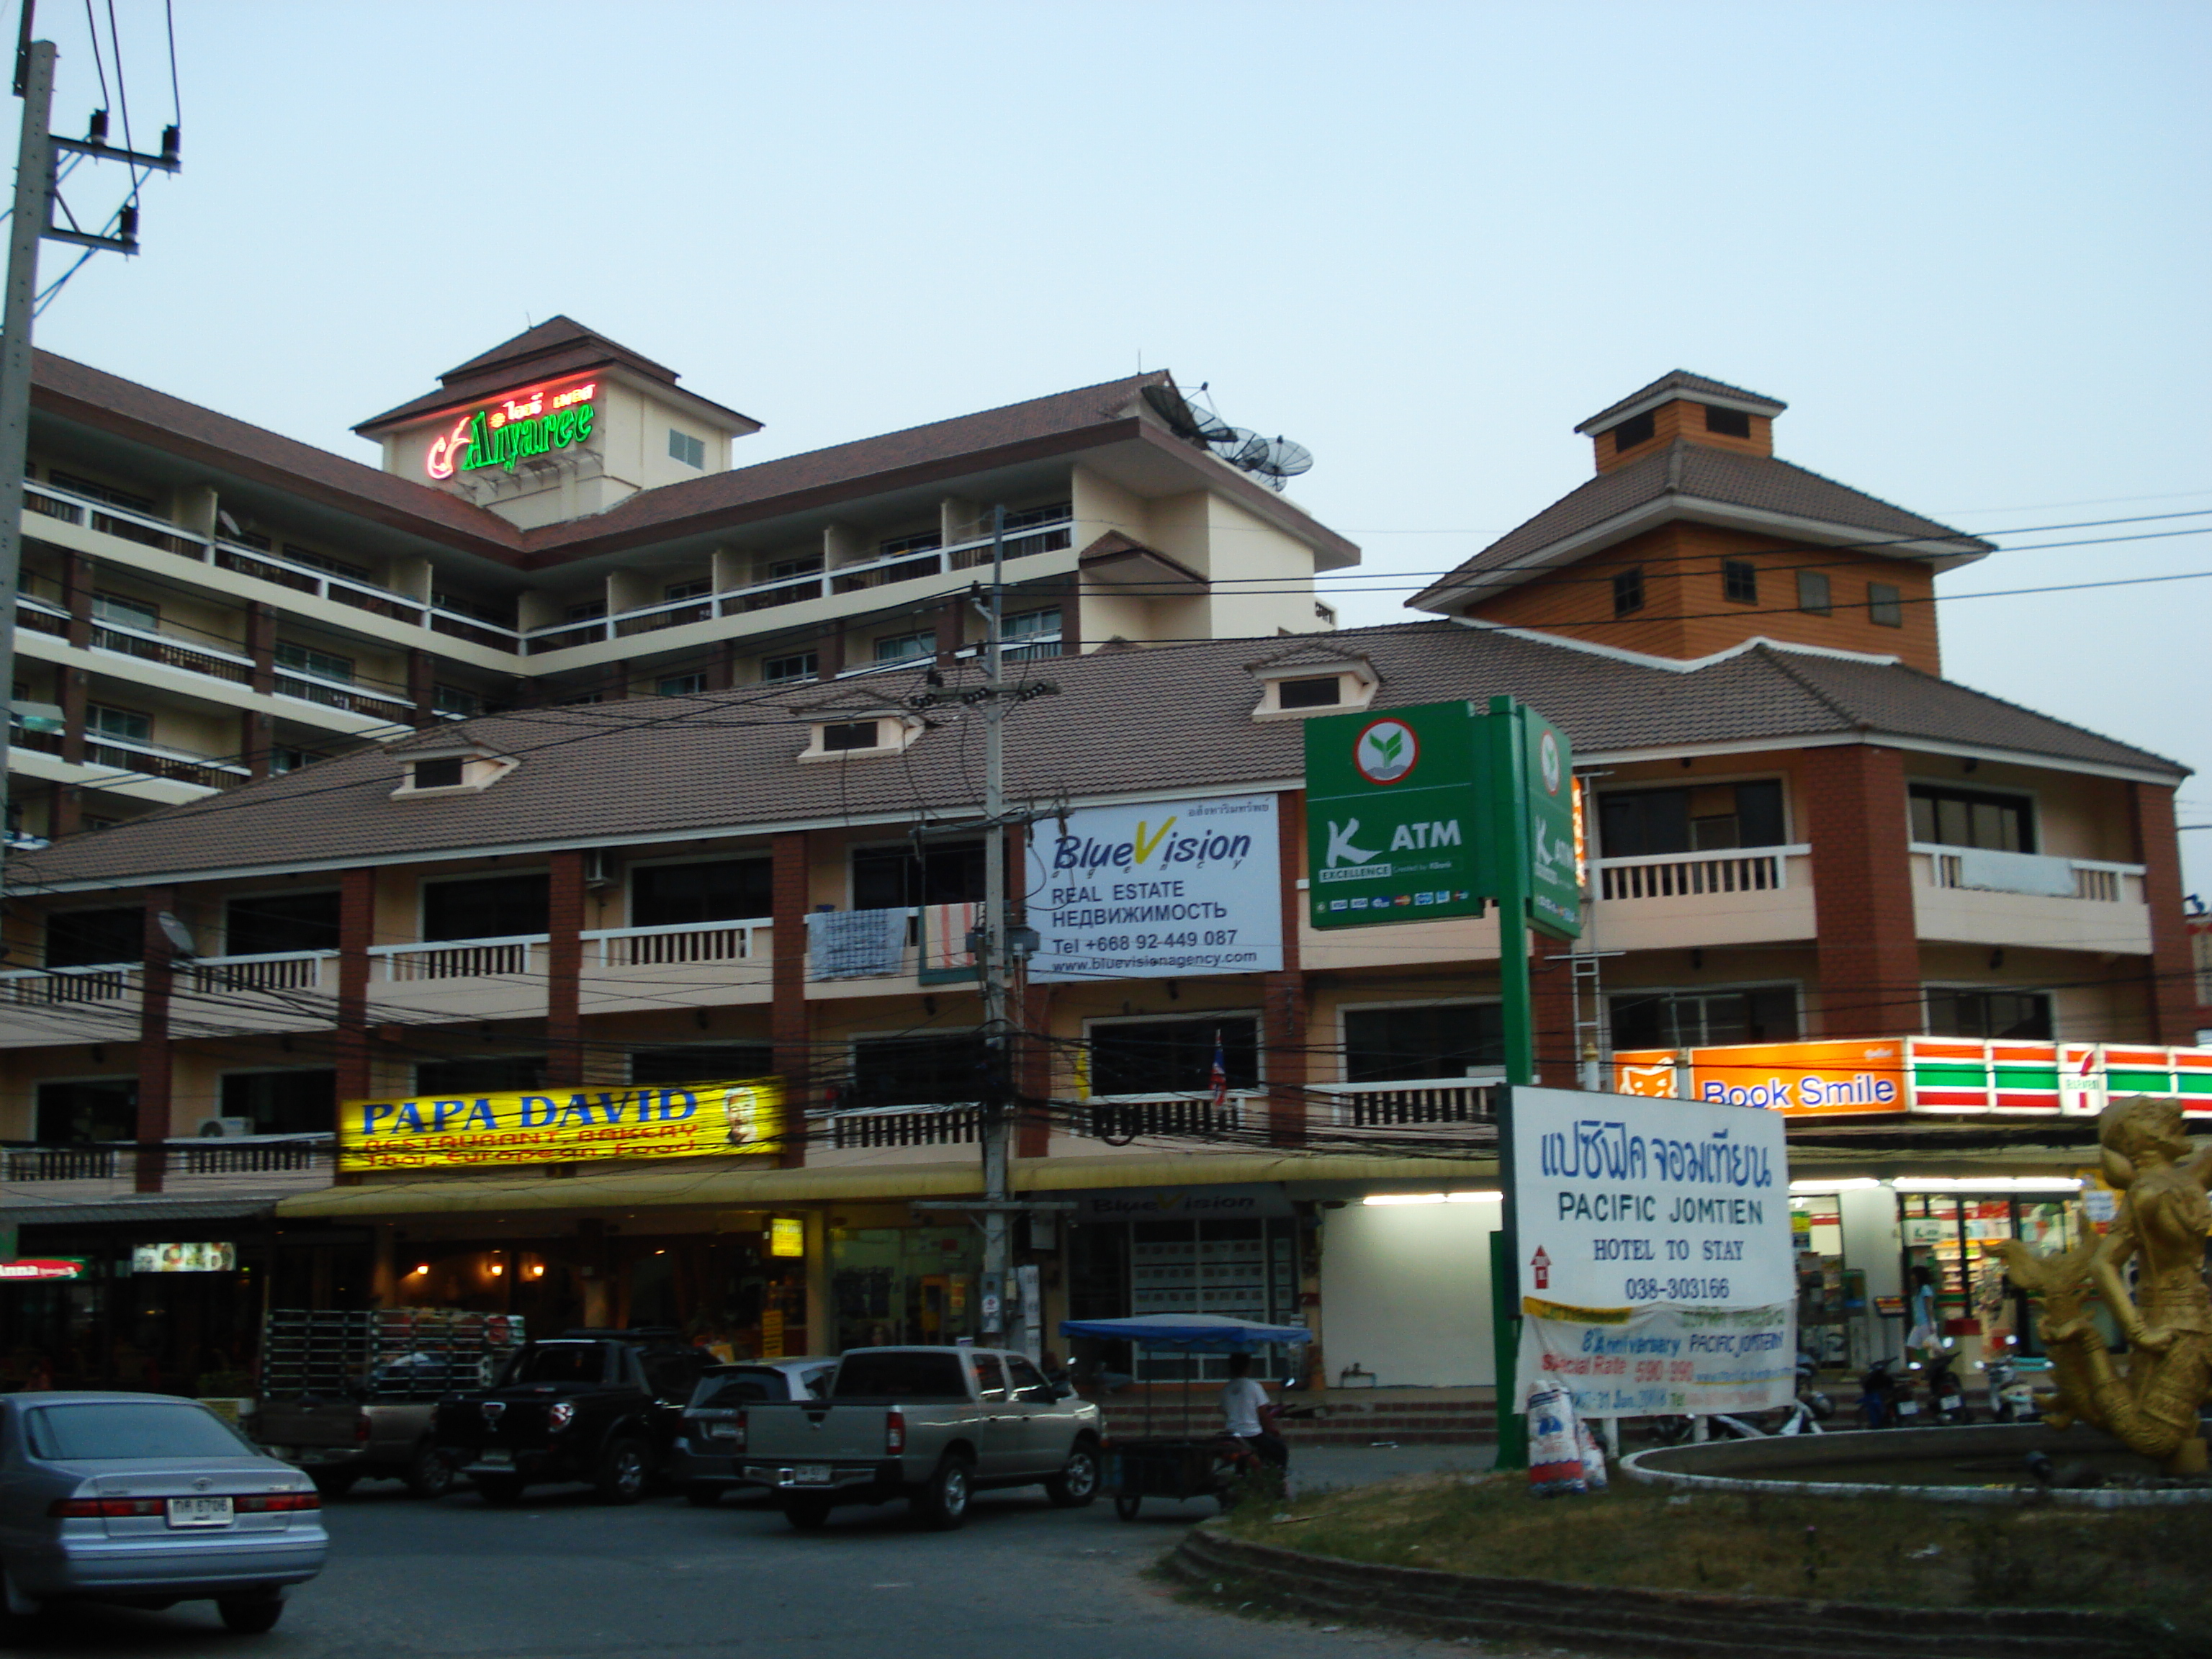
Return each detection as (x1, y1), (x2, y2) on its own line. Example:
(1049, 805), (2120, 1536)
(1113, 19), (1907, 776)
(0, 1135), (334, 1182)
(372, 935), (544, 981)
(0, 962), (137, 1004)
(89, 618), (257, 684)
(822, 1104), (982, 1150)
(1310, 1075), (1501, 1130)
(587, 919), (765, 967)
(274, 669), (415, 722)
(25, 480), (197, 554)
(518, 517), (1076, 655)
(82, 733), (252, 789)
(1912, 845), (2144, 903)
(186, 950), (334, 994)
(1079, 1090), (1252, 1141)
(1595, 844), (1807, 902)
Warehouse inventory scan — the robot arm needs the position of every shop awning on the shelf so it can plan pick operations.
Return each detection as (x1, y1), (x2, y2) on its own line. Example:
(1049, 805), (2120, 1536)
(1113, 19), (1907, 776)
(271, 1151), (1503, 1223)
(8, 1197), (282, 1228)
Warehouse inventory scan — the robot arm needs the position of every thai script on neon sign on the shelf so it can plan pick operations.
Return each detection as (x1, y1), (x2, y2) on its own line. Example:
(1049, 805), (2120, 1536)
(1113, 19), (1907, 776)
(1537, 1118), (1776, 1192)
(426, 379), (599, 480)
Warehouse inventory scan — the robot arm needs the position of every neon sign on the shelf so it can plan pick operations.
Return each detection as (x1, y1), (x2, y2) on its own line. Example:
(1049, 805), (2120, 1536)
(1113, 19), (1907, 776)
(426, 379), (599, 481)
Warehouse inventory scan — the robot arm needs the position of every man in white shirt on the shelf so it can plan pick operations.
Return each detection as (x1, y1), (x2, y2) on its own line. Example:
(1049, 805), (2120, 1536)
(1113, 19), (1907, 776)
(1218, 1352), (1287, 1468)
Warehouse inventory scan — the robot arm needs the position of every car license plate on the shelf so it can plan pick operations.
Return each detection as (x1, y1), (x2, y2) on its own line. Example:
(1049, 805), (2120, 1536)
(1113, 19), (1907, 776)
(705, 1422), (737, 1441)
(1896, 1399), (1919, 1415)
(1941, 1395), (1962, 1411)
(166, 1497), (234, 1529)
(480, 1449), (513, 1467)
(794, 1465), (832, 1485)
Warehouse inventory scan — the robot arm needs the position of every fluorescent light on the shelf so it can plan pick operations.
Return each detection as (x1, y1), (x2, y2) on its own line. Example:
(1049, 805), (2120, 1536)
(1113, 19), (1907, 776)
(1362, 1190), (1502, 1206)
(1447, 1190), (1503, 1202)
(1789, 1179), (1880, 1195)
(1892, 1177), (2082, 1193)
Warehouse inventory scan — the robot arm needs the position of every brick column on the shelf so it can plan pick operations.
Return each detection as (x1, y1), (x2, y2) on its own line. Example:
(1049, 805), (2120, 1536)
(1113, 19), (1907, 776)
(49, 782), (79, 838)
(1264, 790), (1308, 1146)
(239, 710), (271, 781)
(58, 667), (86, 764)
(933, 598), (963, 665)
(406, 649), (436, 727)
(1805, 745), (1922, 1038)
(244, 603), (277, 694)
(135, 889), (176, 1193)
(706, 639), (737, 693)
(61, 552), (92, 649)
(545, 851), (586, 1087)
(1057, 578), (1083, 656)
(1017, 982), (1053, 1159)
(770, 830), (811, 1168)
(1530, 936), (1580, 1086)
(818, 625), (844, 681)
(335, 868), (376, 1105)
(2128, 781), (2198, 1045)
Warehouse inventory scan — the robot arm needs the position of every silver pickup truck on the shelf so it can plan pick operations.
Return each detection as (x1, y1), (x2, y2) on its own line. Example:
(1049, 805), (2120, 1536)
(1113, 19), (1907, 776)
(737, 1346), (1102, 1530)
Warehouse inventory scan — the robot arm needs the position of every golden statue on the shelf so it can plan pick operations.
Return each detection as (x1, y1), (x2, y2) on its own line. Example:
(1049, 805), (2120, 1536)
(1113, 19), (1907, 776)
(1999, 1097), (2212, 1476)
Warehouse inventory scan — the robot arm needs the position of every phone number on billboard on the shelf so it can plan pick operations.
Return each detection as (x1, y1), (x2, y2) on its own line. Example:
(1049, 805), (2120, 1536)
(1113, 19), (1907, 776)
(1054, 930), (1239, 953)
(1622, 1278), (1731, 1303)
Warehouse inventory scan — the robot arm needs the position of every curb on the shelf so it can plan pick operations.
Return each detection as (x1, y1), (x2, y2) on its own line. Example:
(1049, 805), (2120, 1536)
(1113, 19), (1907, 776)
(1169, 1526), (2170, 1659)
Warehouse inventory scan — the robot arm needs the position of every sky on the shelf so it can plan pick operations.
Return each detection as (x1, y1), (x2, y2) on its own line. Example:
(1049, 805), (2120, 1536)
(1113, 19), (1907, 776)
(22, 1), (2212, 886)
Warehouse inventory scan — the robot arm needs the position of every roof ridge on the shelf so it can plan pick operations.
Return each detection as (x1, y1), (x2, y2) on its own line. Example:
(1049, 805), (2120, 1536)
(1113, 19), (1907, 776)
(1749, 642), (1866, 729)
(1707, 448), (1990, 549)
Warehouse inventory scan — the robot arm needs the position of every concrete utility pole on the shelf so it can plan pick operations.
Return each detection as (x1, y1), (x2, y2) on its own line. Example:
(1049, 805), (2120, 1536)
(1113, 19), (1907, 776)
(979, 504), (1011, 1342)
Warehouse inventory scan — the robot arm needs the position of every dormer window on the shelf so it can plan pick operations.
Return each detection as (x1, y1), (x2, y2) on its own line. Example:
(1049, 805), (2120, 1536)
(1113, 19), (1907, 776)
(1246, 649), (1380, 720)
(824, 721), (880, 752)
(1613, 411), (1656, 452)
(413, 756), (464, 789)
(392, 745), (518, 799)
(797, 709), (924, 763)
(1279, 677), (1341, 710)
(1703, 405), (1752, 439)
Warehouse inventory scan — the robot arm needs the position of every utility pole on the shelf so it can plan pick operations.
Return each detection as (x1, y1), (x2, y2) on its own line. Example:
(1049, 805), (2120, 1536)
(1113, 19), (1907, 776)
(979, 504), (1011, 1344)
(0, 10), (179, 900)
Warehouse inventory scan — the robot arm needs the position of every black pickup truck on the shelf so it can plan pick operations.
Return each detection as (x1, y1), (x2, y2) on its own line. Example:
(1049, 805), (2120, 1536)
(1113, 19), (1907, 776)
(432, 1329), (714, 1505)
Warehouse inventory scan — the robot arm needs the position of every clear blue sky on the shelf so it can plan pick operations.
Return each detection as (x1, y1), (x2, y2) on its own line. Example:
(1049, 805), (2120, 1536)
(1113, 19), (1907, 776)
(27, 1), (2212, 886)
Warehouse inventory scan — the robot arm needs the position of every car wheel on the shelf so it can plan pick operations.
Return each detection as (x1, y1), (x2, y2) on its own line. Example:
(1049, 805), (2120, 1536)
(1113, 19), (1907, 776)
(472, 1475), (525, 1506)
(1112, 1493), (1141, 1521)
(783, 1494), (834, 1530)
(404, 1442), (455, 1501)
(217, 1594), (284, 1634)
(310, 1470), (357, 1499)
(593, 1436), (649, 1505)
(683, 1483), (721, 1508)
(1046, 1442), (1100, 1507)
(914, 1455), (973, 1531)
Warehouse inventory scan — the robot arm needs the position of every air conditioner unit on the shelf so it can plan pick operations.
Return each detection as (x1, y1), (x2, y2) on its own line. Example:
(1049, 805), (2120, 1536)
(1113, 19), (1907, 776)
(196, 1117), (253, 1138)
(584, 850), (615, 889)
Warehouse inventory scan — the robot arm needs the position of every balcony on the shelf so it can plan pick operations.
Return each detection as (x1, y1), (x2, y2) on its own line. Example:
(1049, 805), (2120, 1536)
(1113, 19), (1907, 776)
(0, 963), (141, 1047)
(0, 1135), (336, 1211)
(91, 618), (255, 685)
(580, 920), (773, 1015)
(273, 667), (415, 727)
(1309, 1076), (1500, 1143)
(22, 482), (199, 557)
(1910, 845), (2150, 953)
(1587, 844), (1815, 950)
(1050, 1090), (1257, 1159)
(83, 733), (252, 791)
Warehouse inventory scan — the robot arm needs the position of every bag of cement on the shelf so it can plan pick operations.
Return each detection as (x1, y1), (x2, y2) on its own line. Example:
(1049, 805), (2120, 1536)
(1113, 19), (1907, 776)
(1575, 1416), (1609, 1491)
(1526, 1385), (1586, 1497)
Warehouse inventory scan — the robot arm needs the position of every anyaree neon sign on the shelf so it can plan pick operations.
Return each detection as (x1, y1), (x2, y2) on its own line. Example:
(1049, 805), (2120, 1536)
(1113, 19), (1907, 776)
(426, 379), (598, 481)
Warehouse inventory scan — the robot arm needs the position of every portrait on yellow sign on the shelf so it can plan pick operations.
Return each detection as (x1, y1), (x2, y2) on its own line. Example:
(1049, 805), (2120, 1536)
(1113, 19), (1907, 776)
(338, 1077), (784, 1172)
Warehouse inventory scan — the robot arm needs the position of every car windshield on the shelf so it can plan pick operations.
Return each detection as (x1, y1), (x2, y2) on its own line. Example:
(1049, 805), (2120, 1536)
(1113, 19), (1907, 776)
(505, 1344), (603, 1385)
(24, 1401), (254, 1461)
(831, 1352), (968, 1400)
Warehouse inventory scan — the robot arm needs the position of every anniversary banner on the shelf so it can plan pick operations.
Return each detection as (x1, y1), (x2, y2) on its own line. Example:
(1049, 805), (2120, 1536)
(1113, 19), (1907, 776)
(338, 1078), (785, 1172)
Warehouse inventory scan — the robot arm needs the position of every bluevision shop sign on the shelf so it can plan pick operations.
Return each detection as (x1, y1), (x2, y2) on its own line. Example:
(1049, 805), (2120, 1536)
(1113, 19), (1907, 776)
(1027, 794), (1282, 981)
(425, 377), (599, 481)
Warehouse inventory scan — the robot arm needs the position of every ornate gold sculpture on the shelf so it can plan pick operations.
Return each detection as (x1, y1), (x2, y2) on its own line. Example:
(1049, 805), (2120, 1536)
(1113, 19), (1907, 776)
(1998, 1097), (2212, 1476)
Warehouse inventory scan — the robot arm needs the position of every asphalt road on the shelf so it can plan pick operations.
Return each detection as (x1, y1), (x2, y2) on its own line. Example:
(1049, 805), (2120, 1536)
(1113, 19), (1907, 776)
(6, 1449), (1501, 1659)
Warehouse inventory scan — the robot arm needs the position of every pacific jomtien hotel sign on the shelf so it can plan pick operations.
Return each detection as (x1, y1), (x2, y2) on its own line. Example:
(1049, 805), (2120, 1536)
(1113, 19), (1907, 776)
(426, 377), (599, 480)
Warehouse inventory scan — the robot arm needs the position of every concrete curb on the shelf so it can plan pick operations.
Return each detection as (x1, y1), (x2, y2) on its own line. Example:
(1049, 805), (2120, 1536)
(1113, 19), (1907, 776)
(1169, 1525), (2170, 1659)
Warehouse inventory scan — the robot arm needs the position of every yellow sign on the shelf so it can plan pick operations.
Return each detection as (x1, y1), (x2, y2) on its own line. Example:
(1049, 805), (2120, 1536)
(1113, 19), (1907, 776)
(338, 1077), (784, 1172)
(769, 1217), (805, 1258)
(760, 1308), (784, 1360)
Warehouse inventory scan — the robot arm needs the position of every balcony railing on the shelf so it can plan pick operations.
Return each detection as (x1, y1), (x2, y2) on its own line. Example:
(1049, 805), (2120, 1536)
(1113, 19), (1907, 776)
(587, 919), (765, 967)
(518, 517), (1075, 655)
(1595, 844), (1808, 902)
(1310, 1076), (1500, 1131)
(24, 481), (199, 557)
(186, 950), (335, 994)
(1079, 1091), (1251, 1141)
(0, 962), (137, 1004)
(1912, 844), (2144, 902)
(0, 1136), (334, 1182)
(371, 935), (544, 981)
(91, 618), (255, 685)
(274, 670), (415, 725)
(823, 1105), (982, 1150)
(14, 593), (69, 637)
(84, 734), (251, 791)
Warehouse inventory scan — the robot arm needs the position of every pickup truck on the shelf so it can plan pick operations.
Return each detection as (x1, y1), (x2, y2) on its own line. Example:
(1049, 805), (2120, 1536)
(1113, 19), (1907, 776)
(432, 1329), (714, 1505)
(737, 1346), (1102, 1530)
(251, 1308), (525, 1499)
(672, 1357), (837, 1506)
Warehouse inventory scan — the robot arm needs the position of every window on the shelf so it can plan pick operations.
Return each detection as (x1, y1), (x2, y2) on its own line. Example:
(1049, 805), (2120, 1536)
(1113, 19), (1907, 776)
(224, 891), (338, 956)
(1612, 566), (1645, 616)
(565, 599), (608, 623)
(768, 555), (822, 581)
(879, 531), (941, 558)
(284, 544), (374, 585)
(1609, 987), (1799, 1051)
(433, 684), (482, 719)
(409, 755), (466, 790)
(847, 1032), (992, 1109)
(49, 469), (154, 513)
(630, 1044), (773, 1087)
(25, 1401), (252, 1462)
(1002, 502), (1071, 533)
(271, 747), (313, 774)
(1703, 405), (1752, 439)
(668, 428), (706, 469)
(657, 673), (708, 697)
(972, 1353), (1008, 1403)
(822, 720), (881, 752)
(1089, 1016), (1259, 1097)
(220, 1069), (336, 1135)
(1908, 785), (2033, 853)
(1278, 676), (1341, 710)
(1925, 989), (2054, 1041)
(86, 703), (150, 743)
(274, 642), (355, 683)
(1342, 1003), (1503, 1083)
(35, 1077), (135, 1143)
(665, 579), (711, 602)
(1598, 780), (1785, 856)
(631, 858), (772, 926)
(433, 591), (515, 629)
(852, 841), (984, 909)
(90, 592), (158, 631)
(46, 907), (140, 966)
(873, 629), (935, 665)
(832, 1351), (968, 1400)
(762, 652), (817, 683)
(1612, 412), (1656, 452)
(1867, 582), (1902, 627)
(1004, 607), (1061, 660)
(421, 873), (548, 941)
(415, 1056), (546, 1094)
(1797, 570), (1832, 616)
(1722, 559), (1758, 605)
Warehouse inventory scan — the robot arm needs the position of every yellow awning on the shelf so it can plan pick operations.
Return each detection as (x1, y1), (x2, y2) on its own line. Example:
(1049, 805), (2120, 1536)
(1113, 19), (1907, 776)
(271, 1151), (1503, 1222)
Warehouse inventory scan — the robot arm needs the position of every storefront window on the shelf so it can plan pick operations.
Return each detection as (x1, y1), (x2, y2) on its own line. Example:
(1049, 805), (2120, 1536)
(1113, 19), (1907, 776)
(1789, 1195), (1852, 1366)
(831, 1226), (981, 1352)
(1898, 1191), (2085, 1358)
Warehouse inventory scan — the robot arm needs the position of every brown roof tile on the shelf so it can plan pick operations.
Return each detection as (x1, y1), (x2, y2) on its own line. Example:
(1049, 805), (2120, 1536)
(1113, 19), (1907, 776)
(1576, 369), (1787, 433)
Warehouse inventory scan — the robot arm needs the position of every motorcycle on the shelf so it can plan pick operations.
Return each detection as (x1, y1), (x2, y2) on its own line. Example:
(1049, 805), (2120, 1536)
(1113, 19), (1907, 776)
(1924, 1351), (1969, 1424)
(1858, 1357), (1912, 1429)
(1982, 1356), (2043, 1424)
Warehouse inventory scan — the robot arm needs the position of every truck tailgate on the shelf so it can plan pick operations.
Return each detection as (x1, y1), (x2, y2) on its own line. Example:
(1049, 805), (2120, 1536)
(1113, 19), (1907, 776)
(740, 1401), (894, 1463)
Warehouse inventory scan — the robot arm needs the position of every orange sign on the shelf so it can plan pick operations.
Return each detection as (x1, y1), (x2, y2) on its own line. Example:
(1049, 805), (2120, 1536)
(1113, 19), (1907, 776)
(1614, 1039), (1907, 1117)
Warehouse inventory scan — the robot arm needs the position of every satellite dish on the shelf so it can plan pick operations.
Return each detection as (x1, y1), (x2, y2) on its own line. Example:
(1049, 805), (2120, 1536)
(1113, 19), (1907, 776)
(155, 911), (197, 958)
(1141, 383), (1235, 449)
(1210, 426), (1272, 471)
(1245, 436), (1315, 485)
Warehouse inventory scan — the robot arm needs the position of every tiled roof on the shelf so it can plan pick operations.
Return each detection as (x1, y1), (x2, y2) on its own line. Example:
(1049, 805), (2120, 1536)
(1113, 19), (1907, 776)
(1409, 441), (1994, 611)
(1576, 370), (1786, 433)
(12, 623), (2180, 890)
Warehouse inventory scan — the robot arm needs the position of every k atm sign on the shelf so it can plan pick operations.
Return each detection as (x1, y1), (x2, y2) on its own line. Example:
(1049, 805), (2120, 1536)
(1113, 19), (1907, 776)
(1303, 701), (1490, 927)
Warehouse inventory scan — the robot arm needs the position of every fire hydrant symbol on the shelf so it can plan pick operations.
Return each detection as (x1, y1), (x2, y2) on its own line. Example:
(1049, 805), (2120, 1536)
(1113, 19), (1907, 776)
(1529, 1247), (1551, 1291)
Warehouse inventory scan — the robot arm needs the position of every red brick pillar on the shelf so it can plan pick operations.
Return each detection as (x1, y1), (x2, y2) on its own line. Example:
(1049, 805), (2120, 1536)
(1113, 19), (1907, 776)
(545, 851), (586, 1086)
(1056, 578), (1082, 657)
(1264, 790), (1308, 1146)
(1530, 935), (1580, 1086)
(933, 599), (963, 665)
(1017, 983), (1053, 1159)
(770, 830), (811, 1168)
(50, 782), (79, 838)
(406, 649), (436, 727)
(335, 868), (376, 1105)
(239, 710), (271, 781)
(61, 552), (92, 649)
(818, 626), (844, 681)
(1805, 746), (1922, 1038)
(135, 889), (177, 1193)
(705, 639), (737, 693)
(245, 603), (278, 695)
(2129, 781), (2198, 1045)
(58, 667), (86, 764)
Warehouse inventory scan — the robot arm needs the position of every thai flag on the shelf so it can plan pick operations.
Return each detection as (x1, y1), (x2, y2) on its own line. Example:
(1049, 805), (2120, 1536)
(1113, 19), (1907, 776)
(1210, 1033), (1229, 1109)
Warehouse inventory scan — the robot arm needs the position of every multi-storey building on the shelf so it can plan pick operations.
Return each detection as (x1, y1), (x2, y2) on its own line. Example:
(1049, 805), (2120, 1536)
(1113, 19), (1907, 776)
(0, 364), (2197, 1408)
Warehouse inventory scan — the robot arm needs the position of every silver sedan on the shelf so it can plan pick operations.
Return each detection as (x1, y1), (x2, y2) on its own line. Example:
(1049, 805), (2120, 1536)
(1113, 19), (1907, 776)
(0, 1392), (328, 1635)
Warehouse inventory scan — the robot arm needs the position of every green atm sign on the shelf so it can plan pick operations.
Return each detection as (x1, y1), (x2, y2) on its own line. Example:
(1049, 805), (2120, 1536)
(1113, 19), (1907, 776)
(1519, 704), (1581, 941)
(1303, 702), (1489, 927)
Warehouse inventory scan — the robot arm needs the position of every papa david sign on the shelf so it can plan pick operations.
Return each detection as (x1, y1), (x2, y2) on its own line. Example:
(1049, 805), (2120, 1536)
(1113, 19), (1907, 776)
(339, 1077), (785, 1171)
